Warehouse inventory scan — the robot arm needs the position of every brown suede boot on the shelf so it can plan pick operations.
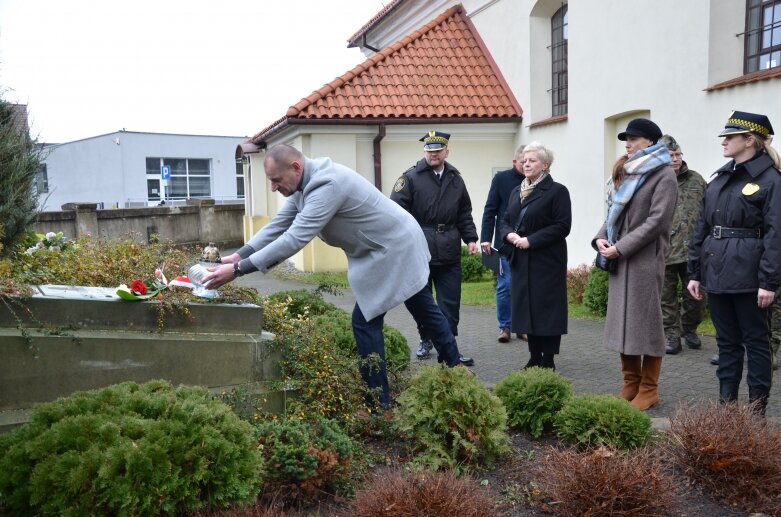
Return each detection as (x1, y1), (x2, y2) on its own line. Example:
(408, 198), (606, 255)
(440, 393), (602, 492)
(619, 354), (642, 401)
(630, 355), (662, 410)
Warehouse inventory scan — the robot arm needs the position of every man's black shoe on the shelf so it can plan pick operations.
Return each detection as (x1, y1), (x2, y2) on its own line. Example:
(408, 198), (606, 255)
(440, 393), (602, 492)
(459, 355), (474, 366)
(665, 337), (682, 355)
(710, 354), (719, 366)
(682, 331), (702, 349)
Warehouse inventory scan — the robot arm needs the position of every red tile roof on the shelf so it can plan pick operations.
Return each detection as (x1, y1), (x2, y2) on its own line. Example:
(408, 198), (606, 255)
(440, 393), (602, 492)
(250, 5), (522, 145)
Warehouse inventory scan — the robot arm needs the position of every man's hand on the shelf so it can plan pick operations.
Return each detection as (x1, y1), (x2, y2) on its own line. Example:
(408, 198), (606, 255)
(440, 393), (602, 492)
(687, 280), (703, 300)
(758, 288), (775, 309)
(468, 242), (479, 255)
(221, 252), (241, 265)
(480, 241), (492, 254)
(204, 263), (236, 290)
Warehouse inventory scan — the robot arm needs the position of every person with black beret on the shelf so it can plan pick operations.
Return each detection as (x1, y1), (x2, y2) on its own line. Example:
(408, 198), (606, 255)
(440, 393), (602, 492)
(688, 111), (781, 417)
(592, 118), (677, 411)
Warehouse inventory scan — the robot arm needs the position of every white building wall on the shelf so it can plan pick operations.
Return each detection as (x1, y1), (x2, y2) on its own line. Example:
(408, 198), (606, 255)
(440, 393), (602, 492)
(247, 0), (779, 268)
(41, 131), (245, 211)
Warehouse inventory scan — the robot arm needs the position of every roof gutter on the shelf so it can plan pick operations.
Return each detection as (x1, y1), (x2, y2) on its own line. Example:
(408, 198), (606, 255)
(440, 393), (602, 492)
(373, 123), (385, 189)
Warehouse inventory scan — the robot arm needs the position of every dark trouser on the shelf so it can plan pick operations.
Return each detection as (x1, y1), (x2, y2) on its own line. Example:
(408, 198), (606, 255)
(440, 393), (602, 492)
(526, 335), (561, 369)
(419, 263), (462, 338)
(352, 286), (461, 407)
(528, 334), (562, 355)
(661, 262), (705, 338)
(708, 292), (772, 398)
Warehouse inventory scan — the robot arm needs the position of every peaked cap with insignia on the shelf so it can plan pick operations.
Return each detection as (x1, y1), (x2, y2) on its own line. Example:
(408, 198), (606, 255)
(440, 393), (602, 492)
(718, 110), (774, 138)
(420, 130), (450, 151)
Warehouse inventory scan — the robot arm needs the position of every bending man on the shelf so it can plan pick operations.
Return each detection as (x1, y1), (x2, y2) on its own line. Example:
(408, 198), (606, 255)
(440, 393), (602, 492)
(205, 144), (468, 409)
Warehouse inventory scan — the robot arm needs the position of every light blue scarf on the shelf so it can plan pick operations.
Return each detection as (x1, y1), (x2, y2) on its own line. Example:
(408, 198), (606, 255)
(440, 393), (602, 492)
(605, 143), (671, 243)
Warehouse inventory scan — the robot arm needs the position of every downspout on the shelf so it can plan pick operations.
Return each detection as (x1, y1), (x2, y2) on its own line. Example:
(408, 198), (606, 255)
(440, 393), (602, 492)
(373, 123), (385, 190)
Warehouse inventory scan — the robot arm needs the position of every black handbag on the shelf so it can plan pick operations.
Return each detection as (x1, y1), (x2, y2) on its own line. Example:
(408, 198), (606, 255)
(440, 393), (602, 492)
(594, 252), (617, 274)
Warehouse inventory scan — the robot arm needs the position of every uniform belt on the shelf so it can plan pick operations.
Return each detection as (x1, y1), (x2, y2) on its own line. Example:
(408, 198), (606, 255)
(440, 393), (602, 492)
(422, 224), (454, 233)
(710, 226), (762, 239)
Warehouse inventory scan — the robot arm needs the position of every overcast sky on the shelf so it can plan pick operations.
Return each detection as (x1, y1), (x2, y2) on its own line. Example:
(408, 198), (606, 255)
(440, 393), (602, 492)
(0, 0), (386, 143)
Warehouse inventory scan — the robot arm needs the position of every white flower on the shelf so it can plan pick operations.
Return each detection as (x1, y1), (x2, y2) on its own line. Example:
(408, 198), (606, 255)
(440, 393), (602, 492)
(45, 232), (56, 240)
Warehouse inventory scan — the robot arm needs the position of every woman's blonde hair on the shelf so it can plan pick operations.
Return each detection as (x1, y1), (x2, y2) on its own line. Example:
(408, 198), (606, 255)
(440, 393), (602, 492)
(750, 133), (781, 169)
(523, 141), (554, 169)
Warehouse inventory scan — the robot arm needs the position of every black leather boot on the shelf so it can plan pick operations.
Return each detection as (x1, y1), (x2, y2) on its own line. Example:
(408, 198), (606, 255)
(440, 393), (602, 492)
(540, 354), (556, 371)
(719, 382), (738, 403)
(524, 351), (542, 369)
(748, 387), (769, 417)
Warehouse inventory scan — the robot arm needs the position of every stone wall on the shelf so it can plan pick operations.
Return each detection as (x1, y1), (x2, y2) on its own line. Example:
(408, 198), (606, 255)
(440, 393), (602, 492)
(0, 285), (282, 433)
(33, 199), (245, 247)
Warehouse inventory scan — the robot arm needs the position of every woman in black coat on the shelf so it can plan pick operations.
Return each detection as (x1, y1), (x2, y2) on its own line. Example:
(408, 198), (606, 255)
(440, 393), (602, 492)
(688, 111), (781, 417)
(499, 141), (572, 370)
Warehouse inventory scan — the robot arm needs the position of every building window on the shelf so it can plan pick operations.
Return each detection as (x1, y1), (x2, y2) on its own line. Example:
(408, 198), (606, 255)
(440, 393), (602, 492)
(145, 157), (212, 201)
(35, 163), (49, 194)
(235, 161), (245, 199)
(745, 0), (781, 73)
(551, 5), (568, 116)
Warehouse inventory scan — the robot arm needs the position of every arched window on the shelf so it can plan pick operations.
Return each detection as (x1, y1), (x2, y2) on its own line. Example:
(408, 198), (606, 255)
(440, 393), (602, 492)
(745, 0), (781, 73)
(551, 5), (568, 116)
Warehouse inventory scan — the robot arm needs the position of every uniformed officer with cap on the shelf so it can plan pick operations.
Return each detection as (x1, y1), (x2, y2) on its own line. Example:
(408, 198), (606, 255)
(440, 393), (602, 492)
(391, 131), (479, 366)
(688, 110), (781, 417)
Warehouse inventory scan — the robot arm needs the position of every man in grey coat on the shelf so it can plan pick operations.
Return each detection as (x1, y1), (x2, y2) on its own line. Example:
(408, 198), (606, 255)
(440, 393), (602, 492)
(205, 144), (466, 409)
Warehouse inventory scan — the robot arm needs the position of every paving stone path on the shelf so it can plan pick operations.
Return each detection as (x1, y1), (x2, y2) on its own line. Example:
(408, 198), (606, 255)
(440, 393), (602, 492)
(237, 271), (779, 423)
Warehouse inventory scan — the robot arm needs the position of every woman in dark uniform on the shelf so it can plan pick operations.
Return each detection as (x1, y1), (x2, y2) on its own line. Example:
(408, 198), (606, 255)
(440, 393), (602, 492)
(499, 141), (571, 371)
(688, 111), (781, 417)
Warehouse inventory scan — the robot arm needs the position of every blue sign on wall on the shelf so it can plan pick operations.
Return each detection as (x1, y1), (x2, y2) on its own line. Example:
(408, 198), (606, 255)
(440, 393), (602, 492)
(161, 165), (171, 180)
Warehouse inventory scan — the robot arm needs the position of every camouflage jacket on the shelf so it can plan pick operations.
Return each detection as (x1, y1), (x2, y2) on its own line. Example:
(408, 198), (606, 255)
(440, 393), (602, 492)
(666, 163), (706, 265)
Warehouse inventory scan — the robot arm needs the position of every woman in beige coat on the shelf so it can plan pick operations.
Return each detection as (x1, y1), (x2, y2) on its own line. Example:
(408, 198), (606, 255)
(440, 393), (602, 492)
(593, 119), (678, 410)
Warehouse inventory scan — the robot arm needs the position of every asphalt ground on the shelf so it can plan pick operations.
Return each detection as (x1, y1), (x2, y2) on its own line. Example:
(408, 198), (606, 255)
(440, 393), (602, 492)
(236, 268), (779, 424)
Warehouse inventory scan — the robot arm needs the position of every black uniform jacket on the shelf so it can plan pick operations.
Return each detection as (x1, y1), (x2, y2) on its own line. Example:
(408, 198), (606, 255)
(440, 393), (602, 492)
(688, 152), (781, 293)
(390, 158), (478, 266)
(498, 175), (572, 335)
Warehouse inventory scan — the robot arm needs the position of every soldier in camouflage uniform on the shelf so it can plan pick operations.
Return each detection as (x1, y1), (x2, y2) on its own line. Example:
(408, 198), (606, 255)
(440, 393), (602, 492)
(660, 135), (707, 355)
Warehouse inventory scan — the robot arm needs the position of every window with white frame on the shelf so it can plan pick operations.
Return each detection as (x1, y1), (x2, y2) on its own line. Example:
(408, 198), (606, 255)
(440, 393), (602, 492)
(145, 157), (212, 200)
(745, 0), (781, 73)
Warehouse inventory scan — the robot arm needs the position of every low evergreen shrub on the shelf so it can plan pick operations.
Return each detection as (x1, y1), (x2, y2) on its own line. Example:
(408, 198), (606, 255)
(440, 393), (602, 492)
(311, 312), (410, 372)
(667, 401), (781, 515)
(494, 367), (573, 438)
(254, 416), (357, 499)
(461, 245), (490, 282)
(266, 289), (336, 319)
(583, 267), (610, 316)
(0, 380), (263, 515)
(270, 290), (410, 372)
(537, 445), (675, 517)
(396, 365), (509, 471)
(582, 266), (608, 316)
(555, 394), (651, 450)
(345, 467), (497, 516)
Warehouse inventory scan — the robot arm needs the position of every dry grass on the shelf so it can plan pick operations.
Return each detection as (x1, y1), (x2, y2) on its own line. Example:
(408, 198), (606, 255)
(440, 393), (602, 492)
(666, 401), (781, 516)
(536, 445), (676, 516)
(341, 467), (497, 517)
